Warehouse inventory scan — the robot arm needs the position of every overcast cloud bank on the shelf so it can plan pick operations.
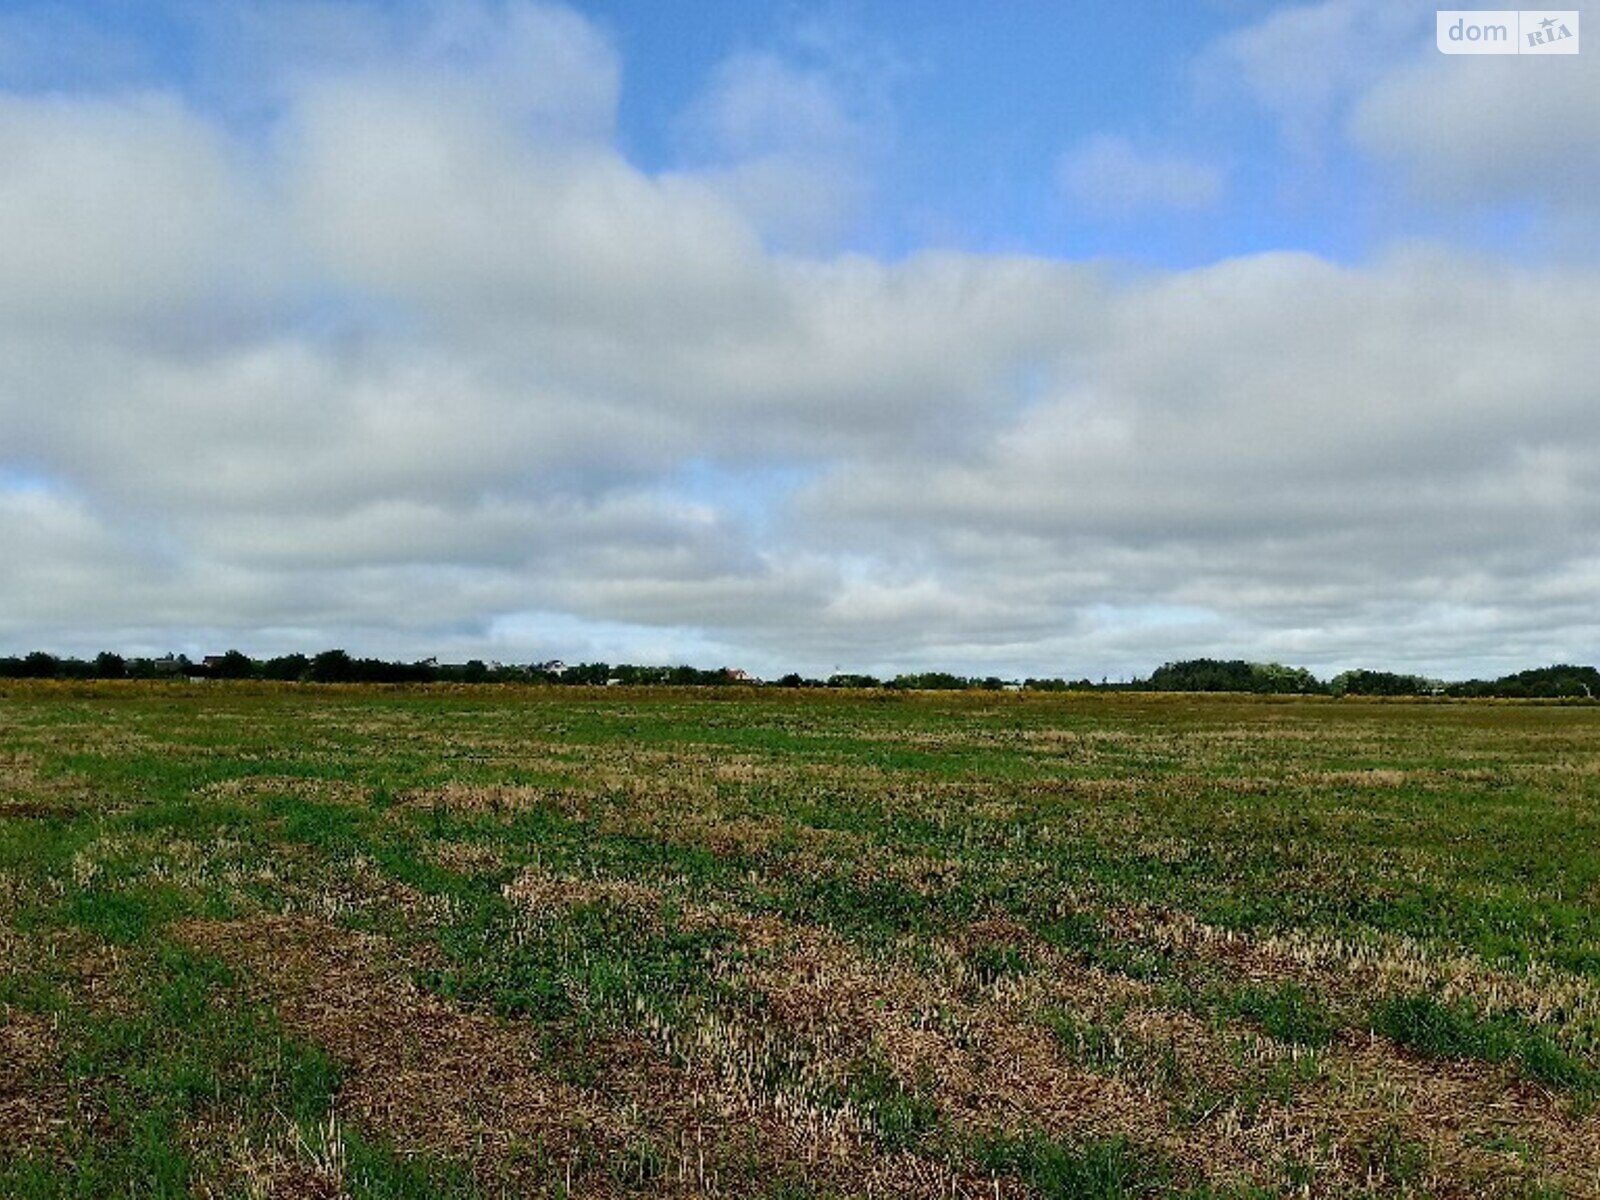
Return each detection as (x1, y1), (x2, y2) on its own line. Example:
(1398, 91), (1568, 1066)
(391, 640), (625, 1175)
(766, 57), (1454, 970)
(1, 0), (1596, 678)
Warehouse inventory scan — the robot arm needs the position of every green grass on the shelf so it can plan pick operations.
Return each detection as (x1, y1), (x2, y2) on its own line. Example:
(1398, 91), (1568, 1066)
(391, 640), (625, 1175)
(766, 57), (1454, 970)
(425, 893), (740, 1024)
(0, 938), (437, 1200)
(1372, 993), (1600, 1094)
(4, 682), (1600, 1195)
(968, 1132), (1165, 1199)
(1222, 982), (1336, 1048)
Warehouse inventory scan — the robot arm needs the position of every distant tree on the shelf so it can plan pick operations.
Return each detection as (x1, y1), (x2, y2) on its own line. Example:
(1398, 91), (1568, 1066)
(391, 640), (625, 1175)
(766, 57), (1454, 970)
(1148, 659), (1324, 694)
(1250, 663), (1325, 694)
(20, 651), (59, 679)
(827, 673), (881, 689)
(1489, 664), (1599, 698)
(890, 672), (968, 690)
(94, 652), (127, 679)
(309, 649), (356, 683)
(1148, 659), (1251, 692)
(261, 653), (309, 681)
(1331, 670), (1428, 697)
(212, 650), (255, 679)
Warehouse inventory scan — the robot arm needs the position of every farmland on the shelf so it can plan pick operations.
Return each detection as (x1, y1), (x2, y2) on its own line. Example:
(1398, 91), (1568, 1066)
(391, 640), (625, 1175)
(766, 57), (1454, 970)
(3, 683), (1600, 1198)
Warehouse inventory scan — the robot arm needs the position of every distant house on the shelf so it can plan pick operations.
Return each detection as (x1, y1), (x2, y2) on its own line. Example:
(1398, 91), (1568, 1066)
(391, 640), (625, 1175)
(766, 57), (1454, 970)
(536, 660), (569, 676)
(152, 655), (184, 676)
(202, 656), (228, 671)
(724, 668), (755, 684)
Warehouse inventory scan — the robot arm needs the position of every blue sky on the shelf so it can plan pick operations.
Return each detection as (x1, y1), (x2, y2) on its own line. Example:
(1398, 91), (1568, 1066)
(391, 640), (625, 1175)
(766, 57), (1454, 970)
(0, 0), (1460, 263)
(0, 0), (1572, 269)
(1, 1), (1597, 677)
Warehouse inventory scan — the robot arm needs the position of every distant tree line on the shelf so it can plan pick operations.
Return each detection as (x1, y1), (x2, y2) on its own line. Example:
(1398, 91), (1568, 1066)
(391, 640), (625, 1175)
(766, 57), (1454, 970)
(1437, 664), (1599, 699)
(1, 651), (1596, 699)
(1148, 659), (1321, 694)
(0, 650), (752, 687)
(1138, 659), (1597, 699)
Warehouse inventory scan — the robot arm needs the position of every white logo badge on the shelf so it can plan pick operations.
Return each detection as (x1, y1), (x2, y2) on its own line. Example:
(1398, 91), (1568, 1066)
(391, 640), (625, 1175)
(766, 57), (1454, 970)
(1437, 10), (1578, 54)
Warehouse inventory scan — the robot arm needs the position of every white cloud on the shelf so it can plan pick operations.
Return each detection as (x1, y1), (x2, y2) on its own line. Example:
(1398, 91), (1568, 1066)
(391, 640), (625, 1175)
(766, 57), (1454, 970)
(673, 48), (883, 247)
(683, 51), (864, 162)
(3, 2), (1600, 678)
(287, 74), (771, 334)
(0, 91), (275, 328)
(1350, 55), (1600, 211)
(1057, 135), (1224, 215)
(788, 247), (1600, 672)
(1205, 0), (1600, 228)
(188, 0), (620, 138)
(1200, 0), (1435, 155)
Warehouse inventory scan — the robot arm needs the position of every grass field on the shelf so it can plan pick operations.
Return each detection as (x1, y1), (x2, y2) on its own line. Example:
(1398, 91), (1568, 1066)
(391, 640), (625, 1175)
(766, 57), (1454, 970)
(3, 682), (1600, 1198)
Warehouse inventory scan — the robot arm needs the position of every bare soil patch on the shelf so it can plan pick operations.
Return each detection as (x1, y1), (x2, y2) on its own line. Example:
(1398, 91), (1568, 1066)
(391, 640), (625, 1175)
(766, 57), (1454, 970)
(0, 1009), (65, 1151)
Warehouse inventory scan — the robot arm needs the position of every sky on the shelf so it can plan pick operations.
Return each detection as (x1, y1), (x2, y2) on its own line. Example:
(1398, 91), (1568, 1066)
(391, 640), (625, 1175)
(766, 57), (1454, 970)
(1, 0), (1598, 680)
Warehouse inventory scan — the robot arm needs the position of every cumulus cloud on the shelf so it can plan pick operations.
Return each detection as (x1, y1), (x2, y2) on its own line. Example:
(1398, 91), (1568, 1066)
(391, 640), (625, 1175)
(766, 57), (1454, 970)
(673, 47), (884, 247)
(2, 0), (1599, 677)
(1207, 0), (1600, 231)
(0, 91), (274, 328)
(793, 247), (1600, 672)
(1350, 55), (1600, 213)
(1057, 135), (1225, 215)
(186, 0), (620, 137)
(1200, 0), (1435, 155)
(685, 51), (863, 162)
(288, 76), (769, 337)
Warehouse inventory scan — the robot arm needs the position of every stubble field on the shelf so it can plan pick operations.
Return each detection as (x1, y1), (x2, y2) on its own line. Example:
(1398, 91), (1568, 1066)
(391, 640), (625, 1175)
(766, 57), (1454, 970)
(3, 682), (1600, 1198)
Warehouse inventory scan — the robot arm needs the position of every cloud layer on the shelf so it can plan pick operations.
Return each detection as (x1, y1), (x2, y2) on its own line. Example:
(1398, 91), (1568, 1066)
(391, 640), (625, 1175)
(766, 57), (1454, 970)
(1057, 135), (1225, 214)
(2, 1), (1597, 677)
